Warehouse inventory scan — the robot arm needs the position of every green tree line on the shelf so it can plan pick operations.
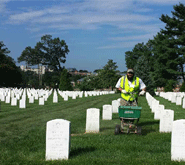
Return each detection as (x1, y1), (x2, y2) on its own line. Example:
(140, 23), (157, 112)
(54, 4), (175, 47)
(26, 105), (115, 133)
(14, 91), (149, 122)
(1, 34), (120, 90)
(125, 3), (185, 94)
(77, 59), (121, 91)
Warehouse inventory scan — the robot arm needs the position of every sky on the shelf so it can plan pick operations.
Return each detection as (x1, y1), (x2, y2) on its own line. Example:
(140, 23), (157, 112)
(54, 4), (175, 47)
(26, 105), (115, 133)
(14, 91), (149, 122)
(0, 0), (184, 72)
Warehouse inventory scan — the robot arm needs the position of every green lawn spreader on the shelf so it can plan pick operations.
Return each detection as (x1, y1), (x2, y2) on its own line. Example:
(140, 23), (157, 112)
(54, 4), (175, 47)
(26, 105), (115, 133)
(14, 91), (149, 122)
(115, 106), (142, 135)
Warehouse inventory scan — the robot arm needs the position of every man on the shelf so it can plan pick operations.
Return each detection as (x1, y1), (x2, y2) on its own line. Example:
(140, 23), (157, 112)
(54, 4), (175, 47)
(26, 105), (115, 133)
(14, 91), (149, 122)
(115, 68), (146, 106)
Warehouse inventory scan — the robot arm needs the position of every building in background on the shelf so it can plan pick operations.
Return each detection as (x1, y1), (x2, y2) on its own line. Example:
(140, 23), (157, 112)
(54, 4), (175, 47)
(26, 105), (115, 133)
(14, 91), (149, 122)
(20, 65), (53, 74)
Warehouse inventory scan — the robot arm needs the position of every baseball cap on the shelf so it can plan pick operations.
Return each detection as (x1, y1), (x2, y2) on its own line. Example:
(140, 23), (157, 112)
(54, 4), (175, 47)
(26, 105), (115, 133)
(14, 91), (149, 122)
(127, 69), (134, 73)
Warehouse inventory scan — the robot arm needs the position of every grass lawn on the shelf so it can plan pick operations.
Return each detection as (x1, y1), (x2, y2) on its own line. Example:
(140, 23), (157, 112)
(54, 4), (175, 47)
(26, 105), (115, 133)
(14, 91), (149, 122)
(0, 93), (184, 165)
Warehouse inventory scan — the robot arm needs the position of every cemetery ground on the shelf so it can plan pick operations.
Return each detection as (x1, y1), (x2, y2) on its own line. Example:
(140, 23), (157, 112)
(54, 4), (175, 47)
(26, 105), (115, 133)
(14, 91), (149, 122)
(0, 93), (184, 165)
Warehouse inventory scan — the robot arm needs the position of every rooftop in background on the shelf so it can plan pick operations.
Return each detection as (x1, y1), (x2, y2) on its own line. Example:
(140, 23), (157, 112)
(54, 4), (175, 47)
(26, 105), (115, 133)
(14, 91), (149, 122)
(67, 68), (92, 76)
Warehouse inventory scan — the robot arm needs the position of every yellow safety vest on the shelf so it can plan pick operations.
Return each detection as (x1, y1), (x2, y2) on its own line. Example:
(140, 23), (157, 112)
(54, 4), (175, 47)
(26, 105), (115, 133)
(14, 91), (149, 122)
(120, 75), (140, 101)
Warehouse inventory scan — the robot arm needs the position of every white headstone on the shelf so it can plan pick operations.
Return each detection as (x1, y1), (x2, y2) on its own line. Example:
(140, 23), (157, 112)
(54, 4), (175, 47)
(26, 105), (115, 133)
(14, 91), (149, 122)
(11, 97), (17, 106)
(112, 100), (119, 113)
(64, 95), (68, 101)
(72, 94), (76, 99)
(34, 94), (39, 100)
(19, 99), (26, 108)
(159, 109), (174, 133)
(53, 93), (58, 103)
(43, 95), (48, 101)
(176, 96), (182, 105)
(154, 104), (164, 120)
(46, 119), (71, 161)
(79, 92), (83, 98)
(171, 119), (185, 161)
(171, 94), (176, 103)
(29, 96), (34, 103)
(151, 100), (159, 113)
(39, 97), (44, 105)
(102, 105), (112, 120)
(183, 98), (185, 109)
(5, 95), (10, 103)
(168, 93), (172, 101)
(86, 108), (100, 133)
(16, 94), (20, 100)
(84, 92), (88, 97)
(1, 94), (5, 102)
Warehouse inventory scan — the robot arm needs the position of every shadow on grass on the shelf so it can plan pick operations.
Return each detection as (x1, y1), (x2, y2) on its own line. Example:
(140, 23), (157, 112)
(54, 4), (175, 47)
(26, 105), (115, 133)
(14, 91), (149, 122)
(138, 120), (159, 136)
(100, 127), (114, 132)
(138, 120), (159, 127)
(140, 128), (156, 136)
(70, 147), (96, 158)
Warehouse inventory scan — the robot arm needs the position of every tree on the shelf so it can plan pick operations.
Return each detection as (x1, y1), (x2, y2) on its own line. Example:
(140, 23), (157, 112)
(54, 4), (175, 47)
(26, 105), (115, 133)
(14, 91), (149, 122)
(93, 69), (101, 73)
(125, 43), (146, 68)
(40, 35), (69, 72)
(79, 70), (88, 73)
(150, 32), (179, 87)
(18, 35), (69, 86)
(59, 69), (73, 91)
(18, 46), (39, 66)
(159, 3), (185, 82)
(18, 35), (69, 72)
(134, 55), (156, 95)
(97, 59), (120, 90)
(164, 79), (176, 92)
(0, 41), (22, 87)
(20, 70), (43, 88)
(18, 45), (44, 86)
(78, 60), (120, 91)
(180, 82), (185, 92)
(78, 76), (95, 91)
(125, 40), (156, 95)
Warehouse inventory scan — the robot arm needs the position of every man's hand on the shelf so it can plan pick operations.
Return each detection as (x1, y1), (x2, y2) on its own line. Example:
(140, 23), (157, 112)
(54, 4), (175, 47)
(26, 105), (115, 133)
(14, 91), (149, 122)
(139, 90), (145, 95)
(121, 89), (127, 94)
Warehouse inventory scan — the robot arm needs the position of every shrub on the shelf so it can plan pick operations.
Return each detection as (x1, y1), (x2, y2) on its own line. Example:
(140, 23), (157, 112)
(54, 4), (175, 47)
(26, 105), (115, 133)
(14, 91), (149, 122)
(180, 82), (185, 92)
(164, 80), (176, 92)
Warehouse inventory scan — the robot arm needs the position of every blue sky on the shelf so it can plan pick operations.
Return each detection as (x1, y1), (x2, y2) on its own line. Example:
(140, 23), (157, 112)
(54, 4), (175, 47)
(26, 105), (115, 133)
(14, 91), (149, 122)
(0, 0), (184, 72)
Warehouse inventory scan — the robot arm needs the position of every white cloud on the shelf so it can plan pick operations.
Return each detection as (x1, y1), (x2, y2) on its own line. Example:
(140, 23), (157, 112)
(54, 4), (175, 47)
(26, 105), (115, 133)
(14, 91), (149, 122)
(138, 0), (183, 5)
(9, 10), (45, 22)
(3, 0), (179, 36)
(97, 41), (143, 49)
(117, 23), (164, 33)
(109, 33), (155, 42)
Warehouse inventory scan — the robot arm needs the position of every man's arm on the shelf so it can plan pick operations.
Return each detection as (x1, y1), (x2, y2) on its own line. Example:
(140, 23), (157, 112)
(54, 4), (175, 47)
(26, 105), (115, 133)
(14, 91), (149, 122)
(117, 87), (122, 92)
(139, 78), (146, 95)
(142, 87), (146, 91)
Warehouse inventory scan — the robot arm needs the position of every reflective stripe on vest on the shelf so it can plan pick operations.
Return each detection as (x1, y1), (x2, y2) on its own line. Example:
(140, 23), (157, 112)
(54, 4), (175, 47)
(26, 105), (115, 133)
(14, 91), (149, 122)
(120, 75), (140, 101)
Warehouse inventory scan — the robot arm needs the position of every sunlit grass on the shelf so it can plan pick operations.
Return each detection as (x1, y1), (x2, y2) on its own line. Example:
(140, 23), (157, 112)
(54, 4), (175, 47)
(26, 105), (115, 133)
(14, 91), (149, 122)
(0, 94), (184, 164)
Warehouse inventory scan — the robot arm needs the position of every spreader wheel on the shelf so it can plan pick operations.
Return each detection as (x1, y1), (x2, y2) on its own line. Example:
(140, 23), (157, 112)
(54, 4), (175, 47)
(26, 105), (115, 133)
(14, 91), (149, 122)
(137, 126), (142, 135)
(115, 125), (121, 135)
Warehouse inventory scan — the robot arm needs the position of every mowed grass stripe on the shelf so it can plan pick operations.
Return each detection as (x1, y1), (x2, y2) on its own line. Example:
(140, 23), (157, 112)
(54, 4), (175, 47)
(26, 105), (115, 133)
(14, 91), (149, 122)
(0, 94), (120, 141)
(0, 94), (183, 165)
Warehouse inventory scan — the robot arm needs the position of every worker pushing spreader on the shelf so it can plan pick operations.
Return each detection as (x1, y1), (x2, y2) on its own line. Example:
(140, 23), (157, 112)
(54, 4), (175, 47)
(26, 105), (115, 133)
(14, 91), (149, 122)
(115, 68), (146, 135)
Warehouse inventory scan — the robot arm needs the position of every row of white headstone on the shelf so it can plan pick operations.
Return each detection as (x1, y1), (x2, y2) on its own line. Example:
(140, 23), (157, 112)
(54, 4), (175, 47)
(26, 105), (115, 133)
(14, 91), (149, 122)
(156, 92), (185, 108)
(146, 92), (174, 132)
(46, 98), (121, 161)
(0, 88), (53, 108)
(86, 99), (121, 132)
(0, 88), (116, 108)
(146, 92), (185, 162)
